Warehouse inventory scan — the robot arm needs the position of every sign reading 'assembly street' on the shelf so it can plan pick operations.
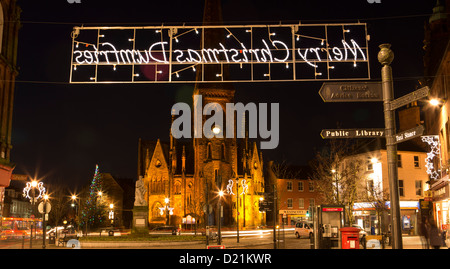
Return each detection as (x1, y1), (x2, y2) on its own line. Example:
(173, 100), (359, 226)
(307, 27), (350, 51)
(319, 82), (382, 102)
(320, 128), (385, 139)
(390, 86), (430, 110)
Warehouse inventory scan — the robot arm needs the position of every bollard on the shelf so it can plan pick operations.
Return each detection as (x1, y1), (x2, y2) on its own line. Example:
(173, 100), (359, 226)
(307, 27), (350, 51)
(310, 235), (314, 249)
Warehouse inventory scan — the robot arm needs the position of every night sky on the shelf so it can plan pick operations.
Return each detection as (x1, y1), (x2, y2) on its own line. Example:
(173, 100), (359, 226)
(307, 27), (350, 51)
(11, 0), (437, 188)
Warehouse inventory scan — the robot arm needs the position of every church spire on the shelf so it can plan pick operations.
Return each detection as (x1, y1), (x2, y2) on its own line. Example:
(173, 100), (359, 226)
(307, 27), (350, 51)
(429, 0), (447, 23)
(194, 0), (234, 89)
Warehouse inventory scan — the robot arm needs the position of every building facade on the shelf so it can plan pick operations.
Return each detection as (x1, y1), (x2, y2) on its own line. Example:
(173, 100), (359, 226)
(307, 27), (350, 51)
(277, 176), (318, 226)
(346, 144), (430, 235)
(422, 0), (450, 232)
(0, 0), (20, 217)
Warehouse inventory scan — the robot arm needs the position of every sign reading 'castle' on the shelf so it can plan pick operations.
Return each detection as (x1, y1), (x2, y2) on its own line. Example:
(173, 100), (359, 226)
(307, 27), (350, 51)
(69, 23), (370, 83)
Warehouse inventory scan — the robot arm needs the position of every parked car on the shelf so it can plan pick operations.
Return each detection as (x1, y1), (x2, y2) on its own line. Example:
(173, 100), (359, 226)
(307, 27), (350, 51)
(294, 221), (313, 239)
(151, 225), (181, 235)
(351, 224), (367, 240)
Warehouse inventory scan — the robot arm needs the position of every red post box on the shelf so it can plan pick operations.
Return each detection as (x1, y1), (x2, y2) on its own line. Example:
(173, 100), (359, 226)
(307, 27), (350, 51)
(340, 227), (360, 249)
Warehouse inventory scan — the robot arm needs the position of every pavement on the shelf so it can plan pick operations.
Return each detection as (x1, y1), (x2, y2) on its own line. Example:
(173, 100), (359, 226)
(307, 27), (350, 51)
(2, 235), (448, 250)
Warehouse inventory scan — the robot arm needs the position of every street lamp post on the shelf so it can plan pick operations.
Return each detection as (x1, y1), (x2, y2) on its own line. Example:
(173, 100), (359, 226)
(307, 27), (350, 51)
(71, 195), (81, 233)
(109, 203), (114, 227)
(159, 197), (174, 226)
(236, 178), (239, 244)
(218, 190), (224, 245)
(42, 194), (49, 249)
(23, 179), (46, 249)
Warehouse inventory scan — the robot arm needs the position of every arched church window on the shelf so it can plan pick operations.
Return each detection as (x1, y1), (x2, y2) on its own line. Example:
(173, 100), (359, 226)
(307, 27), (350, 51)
(174, 181), (181, 195)
(221, 143), (226, 160)
(207, 142), (212, 159)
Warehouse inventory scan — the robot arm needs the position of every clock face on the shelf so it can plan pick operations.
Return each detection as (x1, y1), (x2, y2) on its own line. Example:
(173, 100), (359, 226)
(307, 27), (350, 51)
(155, 159), (162, 168)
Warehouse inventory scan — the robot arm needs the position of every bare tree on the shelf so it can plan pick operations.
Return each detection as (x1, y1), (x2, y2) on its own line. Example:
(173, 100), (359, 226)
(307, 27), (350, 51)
(309, 140), (363, 225)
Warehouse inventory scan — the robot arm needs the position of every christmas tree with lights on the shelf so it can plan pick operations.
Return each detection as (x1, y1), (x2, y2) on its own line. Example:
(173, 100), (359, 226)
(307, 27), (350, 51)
(80, 164), (107, 230)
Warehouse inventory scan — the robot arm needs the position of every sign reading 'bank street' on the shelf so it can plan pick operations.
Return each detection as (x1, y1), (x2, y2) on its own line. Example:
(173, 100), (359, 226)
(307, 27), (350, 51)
(320, 128), (385, 139)
(319, 82), (383, 102)
(394, 125), (424, 144)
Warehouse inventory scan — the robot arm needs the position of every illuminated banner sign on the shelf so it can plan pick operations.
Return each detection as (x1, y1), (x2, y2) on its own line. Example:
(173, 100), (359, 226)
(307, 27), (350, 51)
(70, 23), (370, 83)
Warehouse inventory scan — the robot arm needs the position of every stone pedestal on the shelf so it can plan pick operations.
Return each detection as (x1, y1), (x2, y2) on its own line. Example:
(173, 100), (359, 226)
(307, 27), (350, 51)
(132, 206), (148, 233)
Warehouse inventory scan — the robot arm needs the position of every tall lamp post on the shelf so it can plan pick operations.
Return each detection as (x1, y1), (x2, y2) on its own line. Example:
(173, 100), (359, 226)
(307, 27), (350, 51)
(41, 194), (49, 249)
(109, 203), (115, 227)
(71, 195), (80, 233)
(218, 190), (224, 245)
(159, 197), (174, 225)
(23, 179), (46, 249)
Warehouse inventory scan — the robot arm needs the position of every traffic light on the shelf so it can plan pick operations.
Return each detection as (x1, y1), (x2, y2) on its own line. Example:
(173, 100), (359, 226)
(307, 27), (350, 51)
(306, 210), (310, 217)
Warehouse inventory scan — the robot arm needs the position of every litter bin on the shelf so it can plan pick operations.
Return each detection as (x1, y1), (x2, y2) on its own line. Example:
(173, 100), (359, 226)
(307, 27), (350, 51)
(340, 227), (360, 249)
(49, 232), (56, 245)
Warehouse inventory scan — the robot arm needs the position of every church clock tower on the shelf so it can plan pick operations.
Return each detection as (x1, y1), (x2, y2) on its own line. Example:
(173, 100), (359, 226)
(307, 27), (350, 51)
(193, 0), (238, 226)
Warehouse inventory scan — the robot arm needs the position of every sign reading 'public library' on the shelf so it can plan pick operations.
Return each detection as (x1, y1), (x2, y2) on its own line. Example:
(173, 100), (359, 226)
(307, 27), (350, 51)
(69, 23), (369, 83)
(321, 128), (385, 139)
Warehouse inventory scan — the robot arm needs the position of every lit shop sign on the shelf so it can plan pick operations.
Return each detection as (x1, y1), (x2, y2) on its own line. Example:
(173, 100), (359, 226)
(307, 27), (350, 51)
(69, 23), (370, 83)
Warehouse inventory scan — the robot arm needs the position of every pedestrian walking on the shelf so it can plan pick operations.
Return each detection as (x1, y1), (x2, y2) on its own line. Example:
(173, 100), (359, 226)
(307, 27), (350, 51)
(419, 218), (429, 249)
(428, 219), (442, 249)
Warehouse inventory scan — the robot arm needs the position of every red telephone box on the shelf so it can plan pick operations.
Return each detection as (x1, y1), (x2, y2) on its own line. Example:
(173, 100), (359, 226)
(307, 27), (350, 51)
(340, 227), (360, 249)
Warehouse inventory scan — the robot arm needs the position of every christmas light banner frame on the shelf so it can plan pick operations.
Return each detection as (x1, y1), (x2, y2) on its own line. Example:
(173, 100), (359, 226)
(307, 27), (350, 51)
(69, 23), (370, 83)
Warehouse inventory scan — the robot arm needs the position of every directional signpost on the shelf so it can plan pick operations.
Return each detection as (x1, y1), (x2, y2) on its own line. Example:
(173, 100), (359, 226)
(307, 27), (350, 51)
(319, 45), (431, 249)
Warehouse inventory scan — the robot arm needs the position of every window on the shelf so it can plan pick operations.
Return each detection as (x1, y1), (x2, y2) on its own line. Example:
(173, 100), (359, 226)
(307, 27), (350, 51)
(299, 198), (305, 209)
(414, 156), (420, 168)
(207, 143), (212, 159)
(397, 155), (402, 168)
(308, 182), (314, 192)
(287, 198), (293, 208)
(221, 143), (226, 160)
(399, 180), (404, 197)
(309, 198), (315, 207)
(298, 181), (304, 192)
(415, 180), (423, 196)
(367, 156), (373, 171)
(287, 181), (293, 191)
(174, 181), (181, 195)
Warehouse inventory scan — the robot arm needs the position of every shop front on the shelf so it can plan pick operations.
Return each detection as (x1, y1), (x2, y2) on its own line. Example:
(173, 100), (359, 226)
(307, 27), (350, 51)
(353, 201), (420, 235)
(431, 177), (449, 232)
